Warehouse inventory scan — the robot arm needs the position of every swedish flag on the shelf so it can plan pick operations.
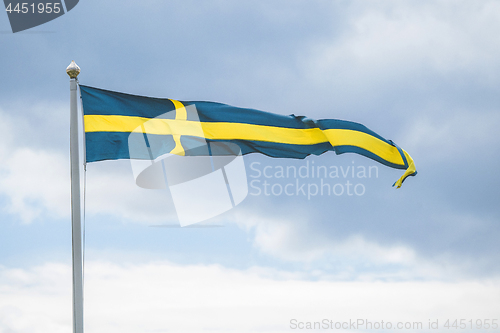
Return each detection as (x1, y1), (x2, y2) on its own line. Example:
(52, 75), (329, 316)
(80, 85), (416, 187)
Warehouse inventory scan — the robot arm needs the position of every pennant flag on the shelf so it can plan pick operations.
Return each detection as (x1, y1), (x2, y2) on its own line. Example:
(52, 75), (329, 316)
(80, 85), (416, 187)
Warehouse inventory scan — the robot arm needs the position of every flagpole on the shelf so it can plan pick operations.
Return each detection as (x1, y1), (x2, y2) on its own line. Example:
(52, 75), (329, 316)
(67, 60), (84, 333)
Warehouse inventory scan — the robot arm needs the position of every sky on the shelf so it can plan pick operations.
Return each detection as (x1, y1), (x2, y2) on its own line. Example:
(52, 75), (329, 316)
(1, 0), (500, 332)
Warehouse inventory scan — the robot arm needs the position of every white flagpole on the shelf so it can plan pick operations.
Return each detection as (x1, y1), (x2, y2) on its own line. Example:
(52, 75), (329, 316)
(66, 60), (84, 333)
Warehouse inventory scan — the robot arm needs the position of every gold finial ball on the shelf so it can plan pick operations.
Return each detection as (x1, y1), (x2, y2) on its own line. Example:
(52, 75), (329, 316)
(66, 60), (81, 79)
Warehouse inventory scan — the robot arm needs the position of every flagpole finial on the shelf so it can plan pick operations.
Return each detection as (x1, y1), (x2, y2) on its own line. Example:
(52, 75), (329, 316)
(66, 60), (80, 79)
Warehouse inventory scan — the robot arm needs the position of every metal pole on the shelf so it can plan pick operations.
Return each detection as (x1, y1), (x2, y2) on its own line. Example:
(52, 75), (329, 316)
(67, 60), (83, 333)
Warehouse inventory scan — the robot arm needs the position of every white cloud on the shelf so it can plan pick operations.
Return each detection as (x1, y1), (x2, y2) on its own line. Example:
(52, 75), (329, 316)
(304, 1), (500, 87)
(0, 148), (179, 224)
(0, 147), (70, 223)
(403, 110), (500, 161)
(85, 161), (177, 224)
(0, 107), (176, 224)
(1, 260), (499, 333)
(228, 211), (478, 281)
(0, 263), (71, 333)
(0, 109), (69, 223)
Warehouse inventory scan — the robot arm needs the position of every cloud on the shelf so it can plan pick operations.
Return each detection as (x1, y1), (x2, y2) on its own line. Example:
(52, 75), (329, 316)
(0, 106), (176, 224)
(228, 210), (479, 281)
(1, 260), (499, 333)
(305, 1), (500, 84)
(1, 101), (497, 280)
(403, 109), (500, 161)
(0, 147), (69, 223)
(85, 161), (178, 224)
(1, 1), (499, 289)
(0, 108), (70, 223)
(0, 263), (71, 333)
(0, 145), (178, 224)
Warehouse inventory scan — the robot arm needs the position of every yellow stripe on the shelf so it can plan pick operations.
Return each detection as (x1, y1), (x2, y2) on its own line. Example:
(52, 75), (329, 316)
(171, 99), (187, 120)
(84, 115), (325, 144)
(85, 115), (147, 133)
(84, 114), (405, 166)
(170, 135), (184, 156)
(323, 129), (404, 166)
(393, 149), (417, 188)
(202, 122), (326, 144)
(169, 99), (186, 156)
